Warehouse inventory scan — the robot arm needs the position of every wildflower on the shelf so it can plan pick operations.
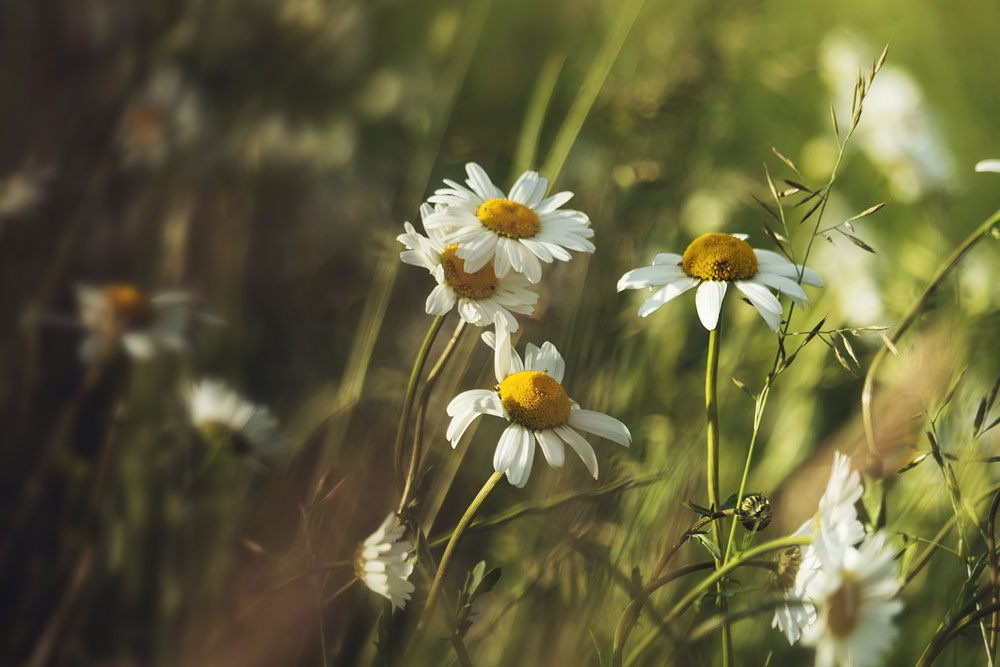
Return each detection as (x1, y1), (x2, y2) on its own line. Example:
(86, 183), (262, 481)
(117, 67), (201, 166)
(397, 203), (538, 331)
(617, 233), (822, 331)
(0, 163), (51, 221)
(445, 317), (630, 487)
(801, 532), (902, 667)
(425, 162), (595, 283)
(75, 283), (200, 362)
(186, 379), (285, 459)
(975, 160), (1000, 173)
(772, 453), (866, 644)
(356, 513), (416, 609)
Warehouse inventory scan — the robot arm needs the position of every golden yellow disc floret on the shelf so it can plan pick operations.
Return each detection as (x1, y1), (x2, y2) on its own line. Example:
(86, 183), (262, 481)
(681, 233), (758, 281)
(476, 198), (541, 239)
(440, 245), (498, 299)
(827, 575), (862, 637)
(104, 284), (155, 329)
(498, 370), (571, 431)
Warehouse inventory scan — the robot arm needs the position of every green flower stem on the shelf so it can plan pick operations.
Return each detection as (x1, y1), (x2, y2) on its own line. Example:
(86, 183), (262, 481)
(417, 471), (504, 638)
(862, 207), (1000, 460)
(398, 319), (467, 514)
(623, 535), (812, 667)
(393, 315), (445, 488)
(704, 323), (732, 666)
(723, 381), (772, 565)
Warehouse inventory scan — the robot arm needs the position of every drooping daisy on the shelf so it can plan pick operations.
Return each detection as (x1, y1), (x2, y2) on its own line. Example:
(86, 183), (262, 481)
(617, 233), (822, 331)
(75, 284), (204, 363)
(397, 203), (538, 331)
(801, 532), (902, 667)
(425, 162), (595, 283)
(772, 453), (866, 644)
(186, 379), (286, 459)
(445, 317), (631, 487)
(356, 512), (416, 610)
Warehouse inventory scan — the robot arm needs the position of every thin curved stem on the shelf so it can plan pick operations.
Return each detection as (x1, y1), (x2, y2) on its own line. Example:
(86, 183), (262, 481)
(399, 319), (466, 513)
(863, 208), (1000, 459)
(393, 315), (445, 488)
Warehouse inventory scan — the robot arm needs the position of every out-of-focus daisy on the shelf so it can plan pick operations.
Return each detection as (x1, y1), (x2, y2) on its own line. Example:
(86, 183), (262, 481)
(425, 162), (595, 283)
(445, 317), (630, 487)
(0, 163), (52, 221)
(975, 160), (1000, 174)
(75, 284), (202, 362)
(802, 532), (902, 667)
(772, 453), (866, 644)
(356, 513), (415, 610)
(186, 379), (285, 459)
(617, 233), (822, 331)
(118, 66), (202, 166)
(398, 203), (538, 331)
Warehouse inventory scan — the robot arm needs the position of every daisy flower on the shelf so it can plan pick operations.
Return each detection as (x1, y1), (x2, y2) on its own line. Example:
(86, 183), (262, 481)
(772, 453), (865, 644)
(118, 66), (202, 166)
(425, 162), (595, 283)
(356, 513), (416, 609)
(445, 317), (631, 487)
(617, 233), (822, 331)
(398, 203), (538, 331)
(186, 379), (285, 459)
(0, 163), (52, 221)
(802, 532), (902, 667)
(75, 284), (203, 363)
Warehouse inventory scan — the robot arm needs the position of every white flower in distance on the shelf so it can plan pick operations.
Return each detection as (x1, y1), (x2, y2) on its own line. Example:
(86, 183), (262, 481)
(975, 160), (1000, 174)
(445, 318), (631, 487)
(186, 379), (285, 459)
(425, 162), (595, 283)
(0, 163), (52, 221)
(617, 233), (822, 331)
(398, 203), (538, 331)
(772, 452), (866, 645)
(118, 66), (202, 166)
(802, 532), (902, 667)
(356, 513), (416, 609)
(75, 284), (207, 363)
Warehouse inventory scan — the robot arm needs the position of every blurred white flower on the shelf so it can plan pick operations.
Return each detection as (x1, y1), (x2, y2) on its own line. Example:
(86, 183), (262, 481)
(0, 163), (52, 221)
(821, 31), (953, 202)
(802, 532), (902, 667)
(617, 233), (822, 331)
(425, 163), (595, 283)
(397, 203), (538, 331)
(75, 284), (205, 362)
(186, 379), (285, 459)
(445, 317), (630, 487)
(117, 67), (202, 166)
(773, 452), (865, 645)
(975, 159), (1000, 174)
(356, 513), (415, 609)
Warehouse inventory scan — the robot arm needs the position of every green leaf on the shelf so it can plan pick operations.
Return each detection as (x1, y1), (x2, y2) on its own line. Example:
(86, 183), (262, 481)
(690, 532), (722, 560)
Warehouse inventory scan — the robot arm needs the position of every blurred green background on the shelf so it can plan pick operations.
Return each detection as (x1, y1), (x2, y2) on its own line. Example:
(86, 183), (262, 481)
(2, 0), (1000, 664)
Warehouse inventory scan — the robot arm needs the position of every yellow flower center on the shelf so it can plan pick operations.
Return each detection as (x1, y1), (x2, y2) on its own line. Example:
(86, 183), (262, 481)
(827, 576), (862, 637)
(681, 233), (758, 281)
(440, 245), (498, 299)
(104, 284), (155, 329)
(775, 546), (802, 593)
(498, 370), (571, 430)
(476, 198), (541, 239)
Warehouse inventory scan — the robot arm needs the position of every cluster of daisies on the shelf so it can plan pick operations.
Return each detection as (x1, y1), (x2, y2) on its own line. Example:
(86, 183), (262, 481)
(72, 283), (286, 461)
(773, 454), (901, 667)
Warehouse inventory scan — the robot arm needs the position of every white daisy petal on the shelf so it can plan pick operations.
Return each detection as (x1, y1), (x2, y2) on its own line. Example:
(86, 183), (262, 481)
(753, 272), (810, 306)
(357, 514), (415, 610)
(975, 159), (1000, 173)
(637, 277), (699, 318)
(695, 281), (727, 330)
(616, 264), (687, 291)
(503, 424), (535, 487)
(493, 424), (523, 475)
(465, 162), (504, 200)
(652, 252), (683, 266)
(536, 190), (574, 213)
(508, 170), (548, 207)
(568, 409), (632, 447)
(555, 425), (599, 479)
(535, 429), (566, 468)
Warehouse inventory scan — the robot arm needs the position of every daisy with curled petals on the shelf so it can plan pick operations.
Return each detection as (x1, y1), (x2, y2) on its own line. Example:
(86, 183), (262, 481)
(186, 379), (286, 459)
(398, 203), (538, 331)
(445, 317), (631, 487)
(772, 452), (866, 645)
(356, 513), (416, 610)
(802, 531), (902, 667)
(425, 162), (595, 284)
(617, 233), (822, 331)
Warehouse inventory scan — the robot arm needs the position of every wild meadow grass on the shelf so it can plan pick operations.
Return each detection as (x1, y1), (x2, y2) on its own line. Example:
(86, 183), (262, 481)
(2, 1), (1000, 665)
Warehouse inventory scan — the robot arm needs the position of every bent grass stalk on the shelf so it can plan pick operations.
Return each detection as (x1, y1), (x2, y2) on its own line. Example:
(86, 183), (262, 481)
(393, 315), (445, 488)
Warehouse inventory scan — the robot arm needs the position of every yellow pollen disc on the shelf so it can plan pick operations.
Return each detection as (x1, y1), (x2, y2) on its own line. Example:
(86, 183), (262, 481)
(827, 576), (862, 637)
(104, 284), (154, 329)
(440, 245), (498, 299)
(681, 233), (758, 281)
(498, 370), (571, 431)
(476, 198), (541, 239)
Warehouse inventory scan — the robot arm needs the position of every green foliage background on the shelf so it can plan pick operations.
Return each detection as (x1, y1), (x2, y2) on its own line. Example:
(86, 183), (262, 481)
(2, 0), (1000, 664)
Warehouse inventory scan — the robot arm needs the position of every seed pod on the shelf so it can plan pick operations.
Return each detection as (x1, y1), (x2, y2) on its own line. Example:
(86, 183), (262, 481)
(738, 493), (772, 532)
